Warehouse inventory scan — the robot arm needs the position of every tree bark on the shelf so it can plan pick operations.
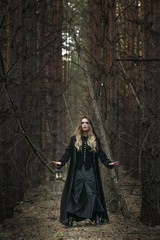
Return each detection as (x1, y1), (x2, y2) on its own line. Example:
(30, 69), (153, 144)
(140, 0), (160, 226)
(80, 53), (130, 219)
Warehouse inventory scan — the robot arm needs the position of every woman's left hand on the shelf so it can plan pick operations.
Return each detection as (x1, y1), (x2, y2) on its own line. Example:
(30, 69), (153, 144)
(109, 161), (120, 167)
(51, 161), (62, 166)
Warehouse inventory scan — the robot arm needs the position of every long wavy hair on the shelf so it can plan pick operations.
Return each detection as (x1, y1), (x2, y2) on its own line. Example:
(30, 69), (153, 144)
(74, 116), (97, 151)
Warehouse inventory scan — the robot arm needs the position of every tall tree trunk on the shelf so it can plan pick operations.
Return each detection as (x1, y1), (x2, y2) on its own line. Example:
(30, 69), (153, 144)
(80, 51), (130, 219)
(52, 0), (63, 160)
(140, 0), (160, 226)
(37, 0), (63, 179)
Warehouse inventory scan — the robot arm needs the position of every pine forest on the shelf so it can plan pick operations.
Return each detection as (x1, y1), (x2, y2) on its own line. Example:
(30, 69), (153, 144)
(0, 1), (160, 239)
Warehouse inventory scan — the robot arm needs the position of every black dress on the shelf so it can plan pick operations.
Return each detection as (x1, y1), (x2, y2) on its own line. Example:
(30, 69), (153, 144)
(67, 136), (104, 221)
(58, 135), (112, 225)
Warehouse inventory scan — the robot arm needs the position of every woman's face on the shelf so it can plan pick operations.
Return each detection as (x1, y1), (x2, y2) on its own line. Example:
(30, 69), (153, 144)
(81, 118), (90, 132)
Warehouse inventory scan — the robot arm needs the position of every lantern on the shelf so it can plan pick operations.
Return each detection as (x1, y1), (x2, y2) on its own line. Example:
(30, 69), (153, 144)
(55, 167), (62, 180)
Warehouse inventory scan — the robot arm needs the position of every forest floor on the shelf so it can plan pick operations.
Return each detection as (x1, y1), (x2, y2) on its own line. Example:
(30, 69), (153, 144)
(0, 169), (160, 240)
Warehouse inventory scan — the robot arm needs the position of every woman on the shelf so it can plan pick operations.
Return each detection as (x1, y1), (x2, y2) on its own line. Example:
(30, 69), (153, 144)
(52, 116), (119, 227)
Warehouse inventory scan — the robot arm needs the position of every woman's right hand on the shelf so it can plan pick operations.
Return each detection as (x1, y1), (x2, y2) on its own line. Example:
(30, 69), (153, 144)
(51, 161), (62, 166)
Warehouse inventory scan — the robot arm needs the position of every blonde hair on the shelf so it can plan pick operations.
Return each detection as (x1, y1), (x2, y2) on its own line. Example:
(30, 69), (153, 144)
(74, 116), (97, 151)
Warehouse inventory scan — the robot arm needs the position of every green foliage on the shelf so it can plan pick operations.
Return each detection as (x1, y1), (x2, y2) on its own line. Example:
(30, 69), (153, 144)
(53, 231), (65, 238)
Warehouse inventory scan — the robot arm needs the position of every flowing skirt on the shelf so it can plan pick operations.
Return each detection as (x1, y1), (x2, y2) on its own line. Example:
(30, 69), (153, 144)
(67, 165), (104, 220)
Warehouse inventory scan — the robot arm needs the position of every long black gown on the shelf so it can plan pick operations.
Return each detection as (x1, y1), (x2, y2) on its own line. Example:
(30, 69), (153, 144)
(67, 136), (104, 221)
(59, 135), (112, 225)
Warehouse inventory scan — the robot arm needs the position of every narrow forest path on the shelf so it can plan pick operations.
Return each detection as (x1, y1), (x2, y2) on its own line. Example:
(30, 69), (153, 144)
(0, 177), (160, 240)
